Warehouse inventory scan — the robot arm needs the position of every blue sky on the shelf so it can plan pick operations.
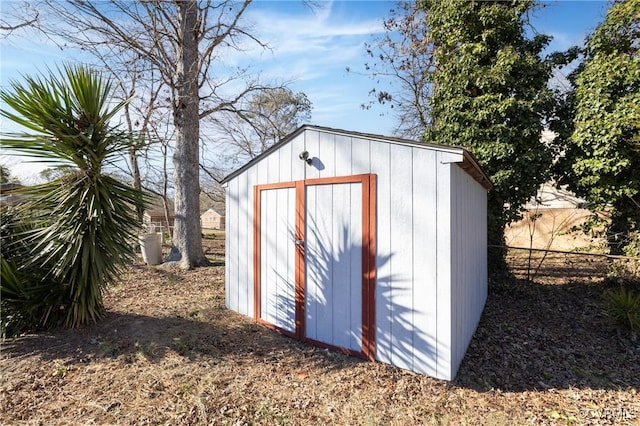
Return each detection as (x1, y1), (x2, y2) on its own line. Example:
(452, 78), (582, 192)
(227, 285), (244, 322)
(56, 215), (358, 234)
(0, 0), (611, 180)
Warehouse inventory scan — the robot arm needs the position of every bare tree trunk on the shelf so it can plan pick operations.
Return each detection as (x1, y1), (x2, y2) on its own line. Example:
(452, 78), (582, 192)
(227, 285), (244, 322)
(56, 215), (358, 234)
(129, 147), (144, 221)
(123, 102), (144, 222)
(161, 138), (172, 243)
(35, 0), (263, 269)
(168, 0), (207, 267)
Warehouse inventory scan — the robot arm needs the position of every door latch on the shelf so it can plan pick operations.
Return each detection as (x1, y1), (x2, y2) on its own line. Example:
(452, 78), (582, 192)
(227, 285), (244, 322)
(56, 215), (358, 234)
(295, 239), (305, 246)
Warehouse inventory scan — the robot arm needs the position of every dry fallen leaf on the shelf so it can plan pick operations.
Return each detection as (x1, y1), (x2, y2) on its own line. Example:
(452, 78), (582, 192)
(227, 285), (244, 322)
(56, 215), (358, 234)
(1, 242), (638, 425)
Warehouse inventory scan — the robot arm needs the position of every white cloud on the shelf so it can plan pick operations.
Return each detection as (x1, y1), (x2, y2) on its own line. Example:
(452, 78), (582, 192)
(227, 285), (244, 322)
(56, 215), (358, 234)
(236, 2), (385, 73)
(248, 2), (384, 42)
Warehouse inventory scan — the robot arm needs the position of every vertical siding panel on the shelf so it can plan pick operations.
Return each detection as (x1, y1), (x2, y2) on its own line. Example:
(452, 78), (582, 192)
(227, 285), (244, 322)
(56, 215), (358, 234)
(331, 183), (351, 349)
(266, 189), (277, 325)
(306, 130), (321, 180)
(287, 188), (296, 332)
(227, 177), (240, 313)
(267, 149), (280, 184)
(350, 182), (363, 351)
(315, 184), (334, 345)
(449, 167), (458, 373)
(256, 160), (269, 321)
(305, 185), (319, 340)
(435, 154), (453, 380)
(452, 167), (462, 372)
(371, 140), (392, 364)
(319, 132), (336, 177)
(275, 189), (286, 327)
(235, 176), (243, 314)
(462, 172), (470, 365)
(411, 148), (438, 377)
(287, 186), (296, 331)
(351, 137), (371, 175)
(279, 140), (293, 182)
(334, 134), (352, 176)
(237, 171), (249, 316)
(389, 144), (414, 371)
(276, 188), (296, 332)
(260, 189), (271, 323)
(225, 178), (235, 311)
(246, 167), (257, 318)
(466, 172), (476, 364)
(291, 134), (306, 181)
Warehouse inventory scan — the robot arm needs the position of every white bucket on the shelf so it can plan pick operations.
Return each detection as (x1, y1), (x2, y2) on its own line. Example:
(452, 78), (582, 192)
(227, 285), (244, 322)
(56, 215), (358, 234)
(139, 233), (163, 265)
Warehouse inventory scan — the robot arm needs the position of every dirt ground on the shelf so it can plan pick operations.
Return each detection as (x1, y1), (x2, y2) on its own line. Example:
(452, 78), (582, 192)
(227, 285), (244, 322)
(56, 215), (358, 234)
(1, 237), (639, 425)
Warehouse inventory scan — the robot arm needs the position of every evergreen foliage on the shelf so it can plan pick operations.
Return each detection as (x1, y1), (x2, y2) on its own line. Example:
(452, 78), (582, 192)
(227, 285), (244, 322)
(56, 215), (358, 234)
(423, 0), (555, 267)
(553, 0), (640, 255)
(0, 65), (148, 331)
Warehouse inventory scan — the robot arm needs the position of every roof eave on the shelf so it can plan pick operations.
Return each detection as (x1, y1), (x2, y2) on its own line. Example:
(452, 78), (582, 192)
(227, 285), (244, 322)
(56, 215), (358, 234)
(220, 124), (493, 190)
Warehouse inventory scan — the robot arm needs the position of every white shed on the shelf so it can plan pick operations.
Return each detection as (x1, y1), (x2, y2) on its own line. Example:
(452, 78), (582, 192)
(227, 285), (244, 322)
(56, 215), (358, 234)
(222, 125), (492, 380)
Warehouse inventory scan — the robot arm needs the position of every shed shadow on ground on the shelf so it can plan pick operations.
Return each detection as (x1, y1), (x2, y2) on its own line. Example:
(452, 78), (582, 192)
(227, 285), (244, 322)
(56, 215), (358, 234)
(0, 308), (363, 372)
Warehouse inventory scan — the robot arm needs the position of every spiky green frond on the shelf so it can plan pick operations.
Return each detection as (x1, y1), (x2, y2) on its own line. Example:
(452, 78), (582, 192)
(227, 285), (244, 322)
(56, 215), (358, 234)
(1, 64), (148, 329)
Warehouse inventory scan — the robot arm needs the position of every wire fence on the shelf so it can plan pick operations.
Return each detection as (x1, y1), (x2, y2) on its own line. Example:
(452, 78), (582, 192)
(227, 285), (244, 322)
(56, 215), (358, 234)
(493, 244), (640, 282)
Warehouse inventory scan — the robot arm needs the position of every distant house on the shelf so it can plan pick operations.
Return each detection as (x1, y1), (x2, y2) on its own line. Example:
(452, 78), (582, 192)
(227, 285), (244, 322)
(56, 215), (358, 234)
(523, 182), (585, 210)
(142, 200), (175, 232)
(200, 208), (225, 230)
(505, 183), (603, 251)
(0, 183), (24, 207)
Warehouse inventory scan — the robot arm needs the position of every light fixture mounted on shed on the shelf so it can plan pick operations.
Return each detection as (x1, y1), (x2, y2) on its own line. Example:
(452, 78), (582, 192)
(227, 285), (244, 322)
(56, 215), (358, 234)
(299, 150), (312, 165)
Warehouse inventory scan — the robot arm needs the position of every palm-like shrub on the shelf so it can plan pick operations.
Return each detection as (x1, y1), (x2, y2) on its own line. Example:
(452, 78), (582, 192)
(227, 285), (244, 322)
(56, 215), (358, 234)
(0, 65), (147, 329)
(603, 287), (640, 334)
(0, 208), (70, 336)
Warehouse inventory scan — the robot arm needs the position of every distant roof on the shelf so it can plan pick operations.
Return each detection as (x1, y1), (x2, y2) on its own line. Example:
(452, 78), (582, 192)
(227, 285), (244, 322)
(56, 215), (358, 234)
(221, 125), (492, 189)
(144, 195), (174, 216)
(201, 208), (224, 216)
(525, 183), (586, 209)
(0, 183), (23, 194)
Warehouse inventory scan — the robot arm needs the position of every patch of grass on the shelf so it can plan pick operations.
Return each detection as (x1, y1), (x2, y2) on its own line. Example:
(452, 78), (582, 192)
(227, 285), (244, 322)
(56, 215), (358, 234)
(97, 342), (118, 357)
(154, 270), (181, 286)
(176, 382), (194, 397)
(548, 410), (577, 425)
(52, 364), (69, 378)
(602, 286), (640, 333)
(188, 309), (203, 319)
(254, 402), (290, 425)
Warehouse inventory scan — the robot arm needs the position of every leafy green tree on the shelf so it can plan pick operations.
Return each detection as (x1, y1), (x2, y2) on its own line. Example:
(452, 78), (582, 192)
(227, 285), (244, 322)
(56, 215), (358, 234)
(0, 164), (14, 184)
(554, 0), (640, 255)
(424, 0), (555, 267)
(0, 65), (147, 328)
(38, 166), (75, 182)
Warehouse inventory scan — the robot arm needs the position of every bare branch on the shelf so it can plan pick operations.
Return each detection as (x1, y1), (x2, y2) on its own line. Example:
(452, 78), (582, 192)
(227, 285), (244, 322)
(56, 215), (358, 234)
(352, 1), (435, 139)
(0, 2), (39, 38)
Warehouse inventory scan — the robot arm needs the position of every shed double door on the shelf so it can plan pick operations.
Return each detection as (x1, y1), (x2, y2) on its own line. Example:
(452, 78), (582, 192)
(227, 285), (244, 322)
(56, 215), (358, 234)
(254, 174), (376, 360)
